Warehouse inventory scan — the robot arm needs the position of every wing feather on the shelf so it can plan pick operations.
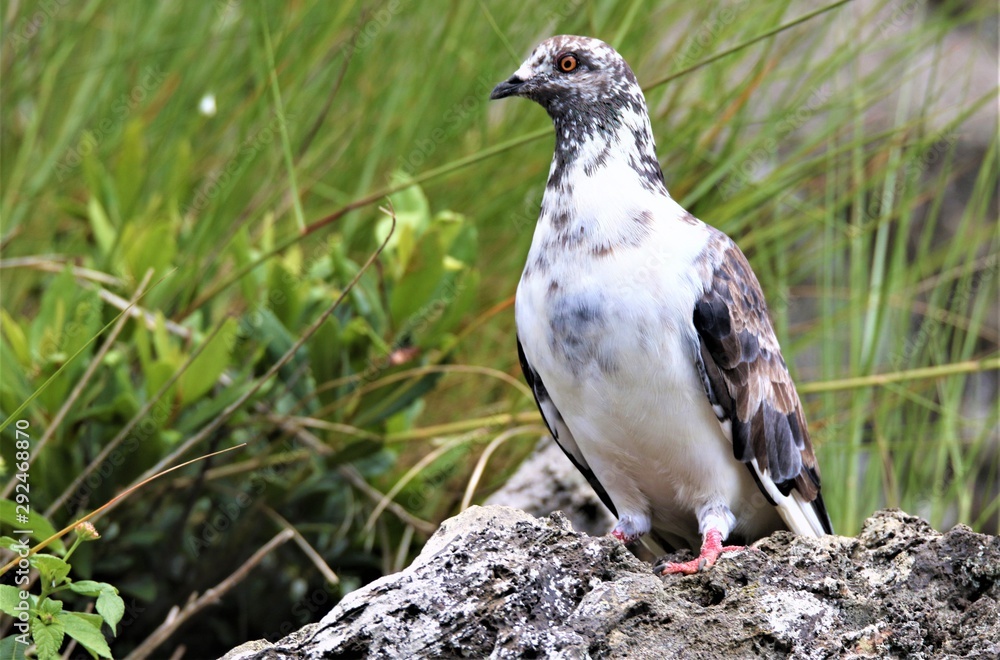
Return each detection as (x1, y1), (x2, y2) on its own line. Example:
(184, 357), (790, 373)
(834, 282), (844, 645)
(693, 236), (833, 536)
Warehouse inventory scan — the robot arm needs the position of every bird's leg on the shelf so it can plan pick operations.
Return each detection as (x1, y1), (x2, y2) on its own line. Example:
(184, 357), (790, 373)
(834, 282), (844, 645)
(610, 514), (649, 545)
(661, 504), (742, 574)
(660, 528), (744, 575)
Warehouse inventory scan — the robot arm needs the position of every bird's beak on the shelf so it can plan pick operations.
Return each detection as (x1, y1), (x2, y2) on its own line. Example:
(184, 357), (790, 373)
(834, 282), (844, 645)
(490, 75), (526, 100)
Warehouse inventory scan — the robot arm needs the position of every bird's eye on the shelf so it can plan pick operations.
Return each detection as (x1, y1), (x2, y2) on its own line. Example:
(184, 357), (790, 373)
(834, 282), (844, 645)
(557, 54), (578, 73)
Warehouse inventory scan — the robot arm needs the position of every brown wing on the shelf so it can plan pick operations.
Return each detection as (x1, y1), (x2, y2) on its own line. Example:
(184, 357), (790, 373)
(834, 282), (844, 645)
(693, 236), (832, 535)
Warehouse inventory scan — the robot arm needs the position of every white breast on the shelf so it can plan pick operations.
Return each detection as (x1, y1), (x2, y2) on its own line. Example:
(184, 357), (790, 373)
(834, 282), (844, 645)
(515, 196), (782, 548)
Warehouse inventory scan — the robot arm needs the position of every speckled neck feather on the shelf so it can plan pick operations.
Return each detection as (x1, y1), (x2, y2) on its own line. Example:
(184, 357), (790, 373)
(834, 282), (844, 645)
(526, 36), (667, 197)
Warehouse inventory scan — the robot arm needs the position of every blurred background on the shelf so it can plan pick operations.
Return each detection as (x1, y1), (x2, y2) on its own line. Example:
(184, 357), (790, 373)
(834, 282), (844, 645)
(1, 0), (997, 657)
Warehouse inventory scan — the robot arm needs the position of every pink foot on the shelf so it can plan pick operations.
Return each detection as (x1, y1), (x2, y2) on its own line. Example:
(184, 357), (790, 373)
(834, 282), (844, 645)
(660, 529), (744, 575)
(610, 515), (647, 545)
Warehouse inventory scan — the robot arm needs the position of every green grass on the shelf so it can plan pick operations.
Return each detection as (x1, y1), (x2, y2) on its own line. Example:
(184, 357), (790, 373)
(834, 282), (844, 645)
(1, 0), (997, 656)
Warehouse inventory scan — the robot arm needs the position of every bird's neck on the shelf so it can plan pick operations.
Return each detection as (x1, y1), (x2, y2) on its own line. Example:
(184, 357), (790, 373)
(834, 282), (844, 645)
(524, 106), (698, 266)
(546, 103), (667, 199)
(532, 103), (675, 249)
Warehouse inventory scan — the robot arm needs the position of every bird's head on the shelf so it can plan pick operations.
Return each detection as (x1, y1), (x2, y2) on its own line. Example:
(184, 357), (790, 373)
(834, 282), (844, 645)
(489, 35), (645, 122)
(490, 36), (664, 195)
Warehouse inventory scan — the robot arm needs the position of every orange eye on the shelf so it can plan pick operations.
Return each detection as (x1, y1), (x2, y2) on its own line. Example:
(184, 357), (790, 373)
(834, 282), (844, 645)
(557, 54), (578, 73)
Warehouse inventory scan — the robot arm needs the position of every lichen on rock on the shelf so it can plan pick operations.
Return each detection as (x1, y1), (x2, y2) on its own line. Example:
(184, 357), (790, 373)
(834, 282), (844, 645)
(223, 507), (999, 659)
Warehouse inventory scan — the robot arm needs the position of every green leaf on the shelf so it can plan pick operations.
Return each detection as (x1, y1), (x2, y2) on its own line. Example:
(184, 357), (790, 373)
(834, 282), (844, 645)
(115, 118), (147, 215)
(306, 316), (342, 394)
(378, 173), (431, 276)
(165, 138), (193, 208)
(30, 269), (73, 360)
(67, 583), (120, 628)
(132, 318), (153, 375)
(87, 196), (116, 257)
(0, 502), (66, 555)
(0, 585), (32, 618)
(58, 611), (112, 658)
(36, 599), (62, 618)
(121, 219), (176, 283)
(172, 376), (247, 435)
(67, 611), (104, 630)
(151, 312), (180, 365)
(30, 555), (71, 589)
(66, 581), (104, 597)
(0, 309), (31, 367)
(95, 589), (124, 635)
(177, 317), (236, 405)
(250, 309), (317, 413)
(424, 270), (479, 342)
(440, 214), (476, 267)
(62, 292), (102, 360)
(267, 247), (304, 326)
(358, 272), (389, 336)
(352, 372), (441, 427)
(230, 226), (258, 303)
(328, 439), (384, 466)
(389, 228), (446, 325)
(142, 361), (177, 404)
(0, 342), (32, 413)
(0, 634), (29, 660)
(31, 614), (64, 660)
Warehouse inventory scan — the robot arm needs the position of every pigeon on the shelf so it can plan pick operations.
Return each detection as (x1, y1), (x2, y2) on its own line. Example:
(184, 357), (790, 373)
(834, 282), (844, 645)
(490, 35), (832, 575)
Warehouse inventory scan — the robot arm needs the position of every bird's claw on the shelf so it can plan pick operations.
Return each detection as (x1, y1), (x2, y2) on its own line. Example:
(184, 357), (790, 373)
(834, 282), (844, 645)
(660, 528), (744, 575)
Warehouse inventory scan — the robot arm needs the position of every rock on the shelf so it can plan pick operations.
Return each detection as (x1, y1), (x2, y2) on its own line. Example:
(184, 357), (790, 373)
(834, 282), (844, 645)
(484, 438), (617, 537)
(222, 507), (999, 659)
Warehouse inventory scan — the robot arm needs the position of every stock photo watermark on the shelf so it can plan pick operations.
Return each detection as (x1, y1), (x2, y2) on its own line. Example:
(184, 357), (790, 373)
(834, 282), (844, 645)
(399, 75), (495, 174)
(719, 85), (831, 199)
(889, 254), (998, 370)
(184, 112), (294, 216)
(55, 66), (167, 182)
(185, 443), (294, 557)
(848, 130), (958, 239)
(340, 0), (409, 60)
(674, 0), (752, 70)
(6, 0), (71, 53)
